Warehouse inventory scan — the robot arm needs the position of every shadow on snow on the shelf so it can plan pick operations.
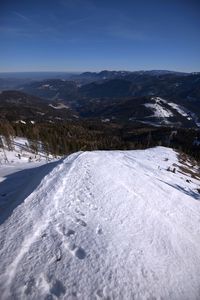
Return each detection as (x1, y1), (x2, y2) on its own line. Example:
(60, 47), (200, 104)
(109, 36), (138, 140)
(0, 159), (63, 226)
(159, 180), (200, 201)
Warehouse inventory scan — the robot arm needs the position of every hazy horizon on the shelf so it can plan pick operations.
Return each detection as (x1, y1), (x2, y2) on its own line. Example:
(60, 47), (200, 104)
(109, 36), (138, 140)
(0, 68), (198, 75)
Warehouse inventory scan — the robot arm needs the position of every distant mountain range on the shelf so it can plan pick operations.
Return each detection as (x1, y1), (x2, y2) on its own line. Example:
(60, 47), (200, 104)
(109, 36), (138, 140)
(0, 70), (195, 90)
(15, 70), (200, 102)
(0, 70), (200, 128)
(69, 70), (189, 84)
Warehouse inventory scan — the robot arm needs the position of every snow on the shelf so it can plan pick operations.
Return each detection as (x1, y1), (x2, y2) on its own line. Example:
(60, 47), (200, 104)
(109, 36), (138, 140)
(101, 118), (110, 123)
(167, 102), (200, 127)
(49, 103), (69, 110)
(145, 97), (173, 118)
(72, 114), (79, 119)
(190, 112), (200, 128)
(145, 103), (173, 118)
(16, 120), (26, 124)
(0, 137), (58, 165)
(167, 102), (188, 117)
(0, 147), (200, 299)
(37, 111), (45, 116)
(151, 97), (200, 127)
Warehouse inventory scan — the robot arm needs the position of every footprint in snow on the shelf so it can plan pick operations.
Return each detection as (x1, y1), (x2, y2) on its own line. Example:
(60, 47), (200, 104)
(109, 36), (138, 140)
(43, 278), (66, 299)
(41, 232), (47, 238)
(96, 226), (103, 235)
(75, 218), (87, 227)
(56, 223), (86, 260)
(95, 287), (110, 300)
(96, 289), (104, 298)
(66, 229), (75, 237)
(68, 243), (86, 260)
(50, 279), (66, 297)
(76, 197), (85, 203)
(75, 208), (85, 216)
(74, 247), (86, 259)
(58, 225), (75, 237)
(55, 248), (62, 262)
(24, 277), (36, 295)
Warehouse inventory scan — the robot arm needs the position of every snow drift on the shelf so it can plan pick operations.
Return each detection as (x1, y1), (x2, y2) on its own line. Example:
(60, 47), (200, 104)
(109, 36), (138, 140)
(0, 147), (200, 299)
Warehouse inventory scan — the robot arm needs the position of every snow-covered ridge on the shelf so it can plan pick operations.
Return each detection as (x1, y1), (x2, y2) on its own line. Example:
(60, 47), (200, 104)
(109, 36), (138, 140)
(0, 147), (200, 299)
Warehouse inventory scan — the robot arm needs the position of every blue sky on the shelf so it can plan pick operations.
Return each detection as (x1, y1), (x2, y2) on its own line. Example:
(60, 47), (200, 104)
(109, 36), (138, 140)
(0, 0), (200, 72)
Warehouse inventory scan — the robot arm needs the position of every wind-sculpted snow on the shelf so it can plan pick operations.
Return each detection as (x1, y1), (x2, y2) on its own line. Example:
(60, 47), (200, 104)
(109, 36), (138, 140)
(0, 147), (200, 299)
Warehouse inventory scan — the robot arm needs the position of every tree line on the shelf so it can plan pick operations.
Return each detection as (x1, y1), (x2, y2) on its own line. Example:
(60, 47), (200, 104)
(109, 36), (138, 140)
(0, 119), (199, 162)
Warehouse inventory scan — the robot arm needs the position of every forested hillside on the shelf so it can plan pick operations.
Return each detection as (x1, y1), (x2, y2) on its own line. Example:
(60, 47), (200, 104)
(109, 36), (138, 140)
(0, 120), (200, 161)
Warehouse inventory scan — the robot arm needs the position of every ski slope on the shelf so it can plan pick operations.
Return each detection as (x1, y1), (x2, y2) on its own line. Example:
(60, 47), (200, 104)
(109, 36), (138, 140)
(0, 147), (200, 299)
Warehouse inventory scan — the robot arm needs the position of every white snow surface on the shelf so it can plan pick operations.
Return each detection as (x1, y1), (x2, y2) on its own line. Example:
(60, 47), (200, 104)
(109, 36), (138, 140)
(167, 102), (188, 117)
(0, 137), (58, 165)
(0, 147), (200, 299)
(150, 97), (200, 127)
(49, 103), (69, 110)
(145, 98), (173, 118)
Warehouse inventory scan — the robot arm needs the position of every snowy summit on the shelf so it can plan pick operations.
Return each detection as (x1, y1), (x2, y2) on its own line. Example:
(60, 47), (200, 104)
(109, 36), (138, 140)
(0, 147), (200, 299)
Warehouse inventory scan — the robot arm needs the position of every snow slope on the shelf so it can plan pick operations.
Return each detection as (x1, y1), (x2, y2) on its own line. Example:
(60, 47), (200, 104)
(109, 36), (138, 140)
(144, 97), (200, 127)
(0, 136), (58, 165)
(145, 101), (173, 118)
(0, 147), (200, 299)
(147, 97), (200, 127)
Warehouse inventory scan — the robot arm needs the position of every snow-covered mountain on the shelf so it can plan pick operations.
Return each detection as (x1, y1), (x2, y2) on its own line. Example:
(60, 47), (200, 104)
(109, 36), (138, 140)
(0, 147), (200, 299)
(143, 97), (200, 127)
